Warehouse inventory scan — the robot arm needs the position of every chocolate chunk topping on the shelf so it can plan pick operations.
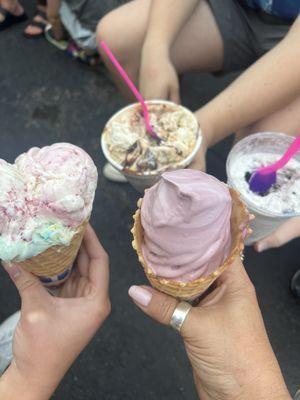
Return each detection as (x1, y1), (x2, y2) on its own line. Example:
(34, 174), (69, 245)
(137, 149), (157, 171)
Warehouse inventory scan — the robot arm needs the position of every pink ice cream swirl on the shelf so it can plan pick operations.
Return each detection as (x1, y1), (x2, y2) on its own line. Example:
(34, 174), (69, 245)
(15, 143), (98, 226)
(0, 160), (29, 238)
(141, 169), (232, 282)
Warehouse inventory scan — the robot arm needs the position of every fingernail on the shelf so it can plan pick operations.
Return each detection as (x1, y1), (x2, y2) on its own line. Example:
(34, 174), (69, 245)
(3, 263), (21, 280)
(128, 286), (152, 307)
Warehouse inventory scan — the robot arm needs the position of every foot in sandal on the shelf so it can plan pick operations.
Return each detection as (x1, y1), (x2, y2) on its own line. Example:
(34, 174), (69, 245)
(0, 0), (27, 31)
(23, 6), (47, 38)
(44, 23), (68, 50)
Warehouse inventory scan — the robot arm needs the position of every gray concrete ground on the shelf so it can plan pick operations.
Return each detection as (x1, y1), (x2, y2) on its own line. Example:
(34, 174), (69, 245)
(0, 1), (299, 399)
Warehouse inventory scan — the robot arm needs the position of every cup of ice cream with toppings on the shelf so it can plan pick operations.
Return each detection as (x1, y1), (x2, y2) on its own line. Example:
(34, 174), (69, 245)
(101, 100), (202, 192)
(226, 132), (300, 245)
(131, 169), (250, 300)
(0, 143), (98, 287)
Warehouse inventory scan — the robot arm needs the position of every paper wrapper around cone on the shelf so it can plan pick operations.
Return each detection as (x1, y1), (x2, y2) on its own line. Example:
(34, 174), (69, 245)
(131, 188), (252, 301)
(15, 220), (88, 287)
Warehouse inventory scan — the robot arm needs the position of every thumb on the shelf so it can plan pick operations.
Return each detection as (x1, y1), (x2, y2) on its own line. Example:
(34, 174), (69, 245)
(255, 216), (300, 252)
(128, 285), (179, 326)
(2, 262), (48, 303)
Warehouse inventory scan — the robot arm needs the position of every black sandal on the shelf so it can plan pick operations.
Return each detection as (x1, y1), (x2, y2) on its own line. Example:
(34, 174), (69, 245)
(23, 9), (47, 39)
(0, 5), (28, 31)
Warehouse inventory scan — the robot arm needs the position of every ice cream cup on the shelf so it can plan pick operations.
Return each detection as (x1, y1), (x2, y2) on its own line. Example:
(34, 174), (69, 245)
(14, 219), (89, 287)
(226, 132), (300, 245)
(131, 188), (250, 301)
(101, 100), (202, 192)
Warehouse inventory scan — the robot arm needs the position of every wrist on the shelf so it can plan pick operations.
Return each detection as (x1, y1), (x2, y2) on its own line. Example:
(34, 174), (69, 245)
(142, 36), (169, 59)
(236, 369), (291, 400)
(238, 386), (291, 400)
(193, 365), (291, 400)
(194, 106), (217, 148)
(0, 363), (63, 400)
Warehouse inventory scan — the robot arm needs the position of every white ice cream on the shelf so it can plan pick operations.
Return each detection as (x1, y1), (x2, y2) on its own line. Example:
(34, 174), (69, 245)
(230, 153), (300, 215)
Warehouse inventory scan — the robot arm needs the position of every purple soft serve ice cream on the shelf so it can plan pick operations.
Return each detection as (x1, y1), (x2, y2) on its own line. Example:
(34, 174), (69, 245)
(140, 169), (232, 282)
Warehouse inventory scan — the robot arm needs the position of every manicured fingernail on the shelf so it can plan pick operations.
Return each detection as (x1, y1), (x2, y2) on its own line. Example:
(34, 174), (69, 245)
(3, 263), (21, 280)
(128, 286), (152, 307)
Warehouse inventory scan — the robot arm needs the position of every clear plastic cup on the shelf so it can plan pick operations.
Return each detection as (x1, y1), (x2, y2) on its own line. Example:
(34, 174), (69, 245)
(101, 100), (202, 192)
(226, 132), (300, 245)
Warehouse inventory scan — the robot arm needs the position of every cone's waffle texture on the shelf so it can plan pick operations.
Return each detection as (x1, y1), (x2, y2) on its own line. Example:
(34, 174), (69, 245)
(131, 188), (251, 300)
(15, 220), (88, 279)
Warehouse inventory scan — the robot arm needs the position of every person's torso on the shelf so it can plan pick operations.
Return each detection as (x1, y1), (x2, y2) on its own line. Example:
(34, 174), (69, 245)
(238, 0), (300, 20)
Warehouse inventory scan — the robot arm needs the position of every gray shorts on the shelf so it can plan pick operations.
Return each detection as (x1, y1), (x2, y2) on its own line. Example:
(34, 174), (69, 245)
(207, 0), (293, 74)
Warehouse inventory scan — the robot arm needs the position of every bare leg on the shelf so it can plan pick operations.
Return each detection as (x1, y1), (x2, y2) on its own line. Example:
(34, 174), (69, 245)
(47, 0), (64, 39)
(0, 0), (24, 22)
(97, 0), (224, 98)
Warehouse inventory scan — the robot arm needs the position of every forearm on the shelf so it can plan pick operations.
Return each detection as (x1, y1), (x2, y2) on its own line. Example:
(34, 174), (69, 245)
(237, 370), (291, 400)
(143, 0), (199, 54)
(0, 364), (63, 400)
(238, 383), (291, 400)
(237, 306), (292, 400)
(194, 362), (291, 400)
(196, 17), (300, 147)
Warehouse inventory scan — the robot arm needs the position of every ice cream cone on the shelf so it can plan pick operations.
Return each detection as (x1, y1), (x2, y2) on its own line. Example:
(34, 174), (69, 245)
(15, 220), (88, 286)
(131, 188), (251, 301)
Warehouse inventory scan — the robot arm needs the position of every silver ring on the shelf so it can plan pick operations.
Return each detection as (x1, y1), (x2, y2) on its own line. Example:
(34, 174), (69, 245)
(170, 301), (192, 332)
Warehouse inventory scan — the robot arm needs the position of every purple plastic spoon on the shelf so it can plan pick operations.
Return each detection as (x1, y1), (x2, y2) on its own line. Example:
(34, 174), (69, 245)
(249, 135), (300, 193)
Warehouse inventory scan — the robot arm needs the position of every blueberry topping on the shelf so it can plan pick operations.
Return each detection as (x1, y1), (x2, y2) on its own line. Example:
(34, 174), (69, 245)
(257, 190), (269, 197)
(245, 171), (251, 183)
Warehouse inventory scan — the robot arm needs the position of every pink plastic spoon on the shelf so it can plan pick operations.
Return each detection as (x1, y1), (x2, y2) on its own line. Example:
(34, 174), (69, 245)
(100, 40), (160, 141)
(249, 135), (300, 193)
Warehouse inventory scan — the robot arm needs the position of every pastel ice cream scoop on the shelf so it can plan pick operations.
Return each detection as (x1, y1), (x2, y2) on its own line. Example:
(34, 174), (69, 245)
(0, 143), (98, 286)
(140, 169), (232, 282)
(15, 143), (98, 226)
(0, 160), (28, 238)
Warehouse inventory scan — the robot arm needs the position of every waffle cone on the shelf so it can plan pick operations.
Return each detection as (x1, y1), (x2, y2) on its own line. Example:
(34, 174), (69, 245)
(15, 220), (88, 282)
(131, 188), (251, 300)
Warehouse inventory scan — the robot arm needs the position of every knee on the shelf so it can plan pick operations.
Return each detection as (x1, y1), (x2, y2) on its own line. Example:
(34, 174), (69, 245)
(96, 12), (128, 65)
(96, 13), (113, 47)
